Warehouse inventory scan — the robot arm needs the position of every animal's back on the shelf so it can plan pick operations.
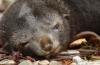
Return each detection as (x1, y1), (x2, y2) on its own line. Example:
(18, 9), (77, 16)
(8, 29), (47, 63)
(66, 0), (100, 38)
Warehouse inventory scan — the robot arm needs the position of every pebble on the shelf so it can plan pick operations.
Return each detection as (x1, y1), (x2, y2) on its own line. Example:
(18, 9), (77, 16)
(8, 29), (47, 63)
(38, 60), (49, 65)
(49, 61), (62, 65)
(73, 56), (100, 65)
(19, 60), (33, 65)
(33, 61), (39, 65)
(0, 59), (15, 65)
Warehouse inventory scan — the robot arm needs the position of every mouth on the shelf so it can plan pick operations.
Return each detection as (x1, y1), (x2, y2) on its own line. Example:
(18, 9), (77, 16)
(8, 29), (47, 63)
(15, 41), (29, 50)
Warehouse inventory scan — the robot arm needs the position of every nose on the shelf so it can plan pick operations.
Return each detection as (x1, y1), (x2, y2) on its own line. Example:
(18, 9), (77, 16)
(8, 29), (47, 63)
(39, 35), (61, 56)
(39, 36), (53, 52)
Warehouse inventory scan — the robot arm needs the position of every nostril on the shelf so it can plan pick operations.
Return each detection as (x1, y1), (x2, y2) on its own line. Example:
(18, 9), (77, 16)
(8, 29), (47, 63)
(40, 36), (53, 51)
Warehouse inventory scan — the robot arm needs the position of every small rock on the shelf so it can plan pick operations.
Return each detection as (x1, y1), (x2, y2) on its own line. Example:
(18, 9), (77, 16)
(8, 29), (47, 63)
(50, 61), (62, 65)
(0, 59), (15, 65)
(92, 60), (100, 65)
(33, 60), (49, 65)
(19, 60), (33, 65)
(73, 56), (84, 64)
(38, 60), (49, 65)
(33, 61), (39, 65)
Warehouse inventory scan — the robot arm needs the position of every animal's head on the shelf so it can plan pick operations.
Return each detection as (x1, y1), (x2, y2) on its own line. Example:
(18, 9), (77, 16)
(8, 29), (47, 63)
(0, 0), (70, 56)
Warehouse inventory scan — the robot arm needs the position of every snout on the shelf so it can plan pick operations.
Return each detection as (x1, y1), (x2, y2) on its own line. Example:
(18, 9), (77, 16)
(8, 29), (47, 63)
(38, 35), (61, 56)
(28, 35), (61, 56)
(39, 36), (53, 52)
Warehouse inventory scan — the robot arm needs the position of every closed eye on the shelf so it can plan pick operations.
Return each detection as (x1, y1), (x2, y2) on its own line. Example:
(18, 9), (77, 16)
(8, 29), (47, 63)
(52, 24), (60, 31)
